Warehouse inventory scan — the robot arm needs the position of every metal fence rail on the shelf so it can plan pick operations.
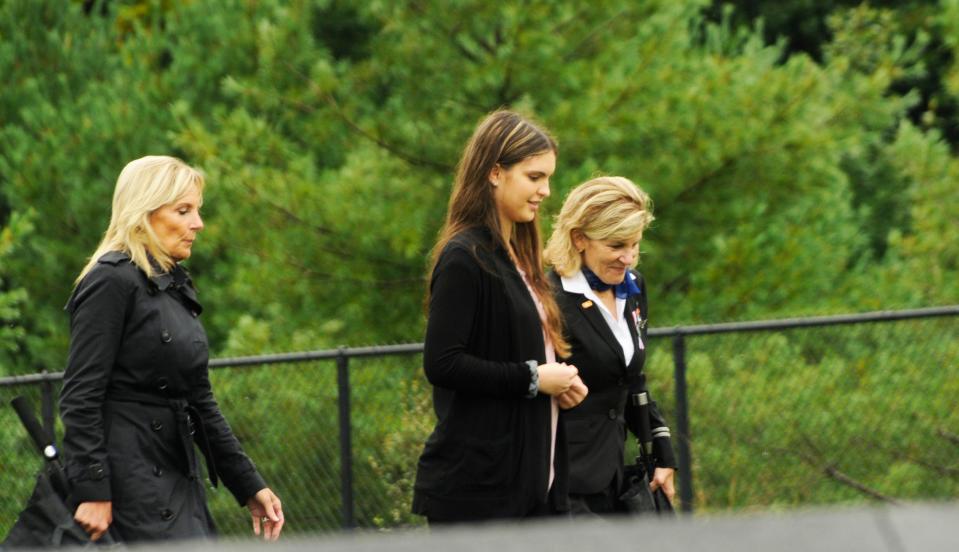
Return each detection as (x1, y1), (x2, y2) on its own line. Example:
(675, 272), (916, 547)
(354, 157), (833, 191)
(2, 305), (958, 536)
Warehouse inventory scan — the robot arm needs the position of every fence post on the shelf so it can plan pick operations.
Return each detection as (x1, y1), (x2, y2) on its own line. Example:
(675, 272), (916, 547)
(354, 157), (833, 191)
(40, 369), (55, 442)
(336, 349), (356, 529)
(672, 333), (694, 513)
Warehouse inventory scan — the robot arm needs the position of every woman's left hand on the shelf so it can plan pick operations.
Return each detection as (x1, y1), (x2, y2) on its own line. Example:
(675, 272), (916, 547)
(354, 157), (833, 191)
(557, 375), (588, 409)
(649, 467), (676, 502)
(246, 487), (285, 540)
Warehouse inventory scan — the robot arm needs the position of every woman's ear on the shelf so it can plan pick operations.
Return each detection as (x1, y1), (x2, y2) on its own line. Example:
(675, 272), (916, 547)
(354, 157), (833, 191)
(488, 164), (501, 187)
(571, 230), (587, 253)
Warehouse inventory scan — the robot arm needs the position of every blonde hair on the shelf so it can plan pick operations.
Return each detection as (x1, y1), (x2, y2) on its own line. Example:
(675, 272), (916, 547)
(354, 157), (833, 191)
(544, 176), (653, 277)
(76, 155), (205, 283)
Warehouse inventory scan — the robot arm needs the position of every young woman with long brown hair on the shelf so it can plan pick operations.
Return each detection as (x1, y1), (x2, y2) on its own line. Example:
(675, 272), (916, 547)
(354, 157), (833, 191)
(412, 110), (588, 524)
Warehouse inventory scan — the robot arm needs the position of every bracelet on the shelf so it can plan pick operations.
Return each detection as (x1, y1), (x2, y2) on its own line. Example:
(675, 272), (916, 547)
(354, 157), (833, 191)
(525, 360), (539, 398)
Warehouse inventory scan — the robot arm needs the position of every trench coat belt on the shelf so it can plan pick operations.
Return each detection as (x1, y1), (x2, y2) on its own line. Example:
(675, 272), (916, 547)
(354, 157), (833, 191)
(105, 389), (220, 488)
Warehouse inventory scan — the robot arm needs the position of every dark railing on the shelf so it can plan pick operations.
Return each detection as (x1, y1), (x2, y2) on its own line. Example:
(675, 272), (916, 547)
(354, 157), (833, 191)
(644, 305), (959, 513)
(2, 305), (957, 529)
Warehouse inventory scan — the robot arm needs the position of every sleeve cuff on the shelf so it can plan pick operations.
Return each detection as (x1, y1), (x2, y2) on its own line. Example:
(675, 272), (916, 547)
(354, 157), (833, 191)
(226, 469), (268, 507)
(524, 360), (539, 398)
(70, 477), (112, 502)
(653, 436), (678, 469)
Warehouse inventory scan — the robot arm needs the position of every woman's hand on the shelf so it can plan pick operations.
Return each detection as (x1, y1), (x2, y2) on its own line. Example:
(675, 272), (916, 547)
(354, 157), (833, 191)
(649, 467), (676, 502)
(74, 500), (112, 541)
(556, 375), (588, 409)
(537, 362), (578, 396)
(246, 487), (285, 540)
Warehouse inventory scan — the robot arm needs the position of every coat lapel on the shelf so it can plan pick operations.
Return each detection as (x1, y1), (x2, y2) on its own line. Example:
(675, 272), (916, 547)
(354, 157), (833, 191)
(574, 293), (627, 368)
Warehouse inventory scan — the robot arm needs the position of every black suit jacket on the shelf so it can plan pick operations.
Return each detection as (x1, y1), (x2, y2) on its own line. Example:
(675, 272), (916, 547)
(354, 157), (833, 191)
(412, 227), (568, 521)
(552, 270), (676, 495)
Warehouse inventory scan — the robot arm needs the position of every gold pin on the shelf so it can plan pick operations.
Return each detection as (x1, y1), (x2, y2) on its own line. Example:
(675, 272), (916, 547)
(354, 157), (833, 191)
(581, 300), (594, 309)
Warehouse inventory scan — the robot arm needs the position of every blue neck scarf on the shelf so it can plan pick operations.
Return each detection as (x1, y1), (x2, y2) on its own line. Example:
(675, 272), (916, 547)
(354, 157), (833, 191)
(581, 267), (642, 299)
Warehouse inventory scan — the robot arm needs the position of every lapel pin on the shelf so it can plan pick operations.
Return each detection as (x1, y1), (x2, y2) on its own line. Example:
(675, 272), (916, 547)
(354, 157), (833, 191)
(581, 300), (594, 309)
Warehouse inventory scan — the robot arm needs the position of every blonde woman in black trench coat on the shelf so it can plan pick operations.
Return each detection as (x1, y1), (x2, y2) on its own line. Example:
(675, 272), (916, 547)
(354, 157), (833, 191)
(545, 176), (677, 516)
(61, 156), (284, 542)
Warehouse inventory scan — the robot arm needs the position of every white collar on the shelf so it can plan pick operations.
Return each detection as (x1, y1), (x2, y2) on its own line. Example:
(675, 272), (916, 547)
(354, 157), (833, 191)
(561, 270), (629, 322)
(560, 270), (591, 295)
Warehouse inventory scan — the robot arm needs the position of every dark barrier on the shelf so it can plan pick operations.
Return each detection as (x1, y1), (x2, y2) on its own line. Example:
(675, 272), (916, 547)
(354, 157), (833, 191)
(113, 503), (959, 552)
(2, 306), (958, 537)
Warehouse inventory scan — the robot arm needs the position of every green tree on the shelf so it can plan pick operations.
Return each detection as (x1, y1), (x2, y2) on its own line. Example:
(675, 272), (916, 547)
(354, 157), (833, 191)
(1, 0), (957, 535)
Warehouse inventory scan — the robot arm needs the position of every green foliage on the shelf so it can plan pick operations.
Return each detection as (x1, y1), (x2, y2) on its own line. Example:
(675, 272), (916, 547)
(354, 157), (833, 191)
(1, 0), (957, 537)
(684, 320), (959, 510)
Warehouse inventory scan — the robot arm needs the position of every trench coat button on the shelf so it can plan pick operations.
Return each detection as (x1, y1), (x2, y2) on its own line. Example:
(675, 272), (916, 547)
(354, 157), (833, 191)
(160, 509), (174, 521)
(151, 419), (163, 431)
(156, 377), (169, 391)
(617, 377), (625, 386)
(161, 329), (172, 343)
(87, 464), (105, 480)
(153, 465), (164, 477)
(607, 409), (617, 420)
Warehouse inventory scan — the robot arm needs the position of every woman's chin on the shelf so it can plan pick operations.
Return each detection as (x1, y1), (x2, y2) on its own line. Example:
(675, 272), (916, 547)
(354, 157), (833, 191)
(603, 271), (626, 284)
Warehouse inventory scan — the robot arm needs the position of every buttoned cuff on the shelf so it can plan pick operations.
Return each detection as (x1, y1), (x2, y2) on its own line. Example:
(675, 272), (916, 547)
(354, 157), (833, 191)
(227, 469), (268, 507)
(70, 463), (112, 502)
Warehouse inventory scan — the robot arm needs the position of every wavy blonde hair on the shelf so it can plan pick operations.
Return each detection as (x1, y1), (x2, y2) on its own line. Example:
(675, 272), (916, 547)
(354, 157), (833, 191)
(544, 176), (653, 277)
(76, 155), (205, 283)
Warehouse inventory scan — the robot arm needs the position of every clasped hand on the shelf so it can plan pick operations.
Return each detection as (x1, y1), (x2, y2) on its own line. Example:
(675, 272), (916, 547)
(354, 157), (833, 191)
(537, 362), (588, 408)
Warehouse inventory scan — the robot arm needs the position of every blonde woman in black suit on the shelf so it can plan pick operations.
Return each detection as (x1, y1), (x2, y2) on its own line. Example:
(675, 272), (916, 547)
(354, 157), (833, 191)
(545, 176), (676, 515)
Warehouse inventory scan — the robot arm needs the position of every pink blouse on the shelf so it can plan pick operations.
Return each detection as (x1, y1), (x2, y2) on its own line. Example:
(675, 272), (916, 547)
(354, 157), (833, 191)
(517, 268), (560, 492)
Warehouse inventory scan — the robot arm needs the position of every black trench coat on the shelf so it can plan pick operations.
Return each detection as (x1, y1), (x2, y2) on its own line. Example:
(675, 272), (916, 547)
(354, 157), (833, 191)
(59, 251), (265, 542)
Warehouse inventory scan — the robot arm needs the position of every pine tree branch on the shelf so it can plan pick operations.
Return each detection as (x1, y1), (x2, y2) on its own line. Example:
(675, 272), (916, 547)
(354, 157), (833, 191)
(937, 427), (959, 448)
(278, 62), (452, 173)
(317, 89), (452, 172)
(797, 434), (899, 504)
(820, 464), (899, 503)
(234, 176), (422, 272)
(852, 434), (959, 478)
(562, 7), (634, 62)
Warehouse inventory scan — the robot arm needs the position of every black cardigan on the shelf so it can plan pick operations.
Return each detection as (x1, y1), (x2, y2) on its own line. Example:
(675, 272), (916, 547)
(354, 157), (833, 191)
(412, 227), (568, 521)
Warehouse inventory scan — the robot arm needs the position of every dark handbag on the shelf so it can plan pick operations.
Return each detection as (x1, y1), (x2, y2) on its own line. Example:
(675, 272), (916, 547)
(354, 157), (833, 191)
(618, 457), (673, 514)
(618, 391), (674, 515)
(2, 397), (120, 549)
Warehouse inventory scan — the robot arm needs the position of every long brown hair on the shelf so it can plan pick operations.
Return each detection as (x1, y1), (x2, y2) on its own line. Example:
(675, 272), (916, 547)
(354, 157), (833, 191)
(429, 109), (569, 357)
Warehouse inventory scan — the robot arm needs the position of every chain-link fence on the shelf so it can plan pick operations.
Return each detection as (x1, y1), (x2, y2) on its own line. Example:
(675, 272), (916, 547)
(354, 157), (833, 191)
(2, 307), (957, 538)
(645, 307), (959, 512)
